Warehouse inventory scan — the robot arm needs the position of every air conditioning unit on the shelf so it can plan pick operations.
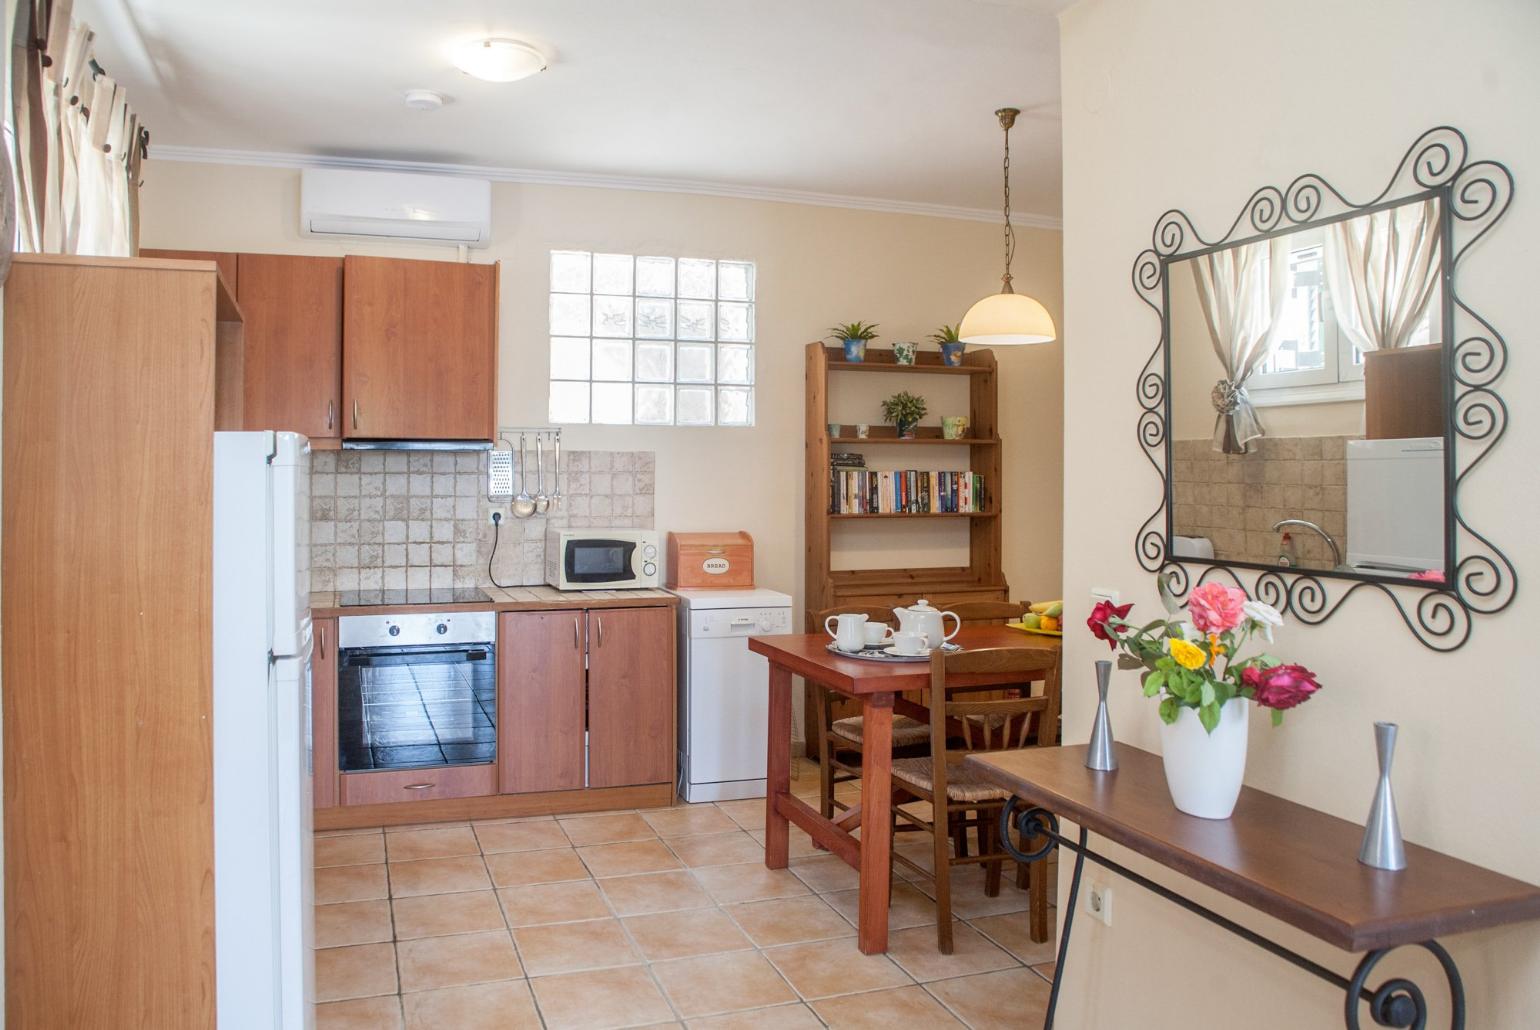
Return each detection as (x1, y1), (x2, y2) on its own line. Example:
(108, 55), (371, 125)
(300, 168), (492, 247)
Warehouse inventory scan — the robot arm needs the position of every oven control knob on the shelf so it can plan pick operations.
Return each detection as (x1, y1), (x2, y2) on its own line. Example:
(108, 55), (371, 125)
(436, 623), (448, 635)
(643, 561), (657, 577)
(643, 545), (657, 559)
(387, 625), (401, 637)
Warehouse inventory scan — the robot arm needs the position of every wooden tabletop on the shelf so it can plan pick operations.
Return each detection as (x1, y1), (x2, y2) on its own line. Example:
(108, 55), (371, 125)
(748, 626), (1060, 694)
(967, 743), (1540, 952)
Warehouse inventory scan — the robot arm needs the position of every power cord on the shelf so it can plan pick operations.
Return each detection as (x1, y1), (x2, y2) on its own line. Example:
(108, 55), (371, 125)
(487, 511), (519, 588)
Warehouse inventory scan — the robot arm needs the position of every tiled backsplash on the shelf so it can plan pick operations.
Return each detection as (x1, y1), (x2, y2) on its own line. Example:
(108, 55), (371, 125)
(1171, 435), (1351, 571)
(309, 449), (655, 591)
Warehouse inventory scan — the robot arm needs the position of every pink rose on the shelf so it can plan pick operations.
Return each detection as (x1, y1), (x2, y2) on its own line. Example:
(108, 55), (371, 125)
(1187, 582), (1247, 634)
(1243, 664), (1322, 711)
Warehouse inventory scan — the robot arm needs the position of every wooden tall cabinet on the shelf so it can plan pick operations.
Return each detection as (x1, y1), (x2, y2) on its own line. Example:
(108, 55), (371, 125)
(343, 255), (499, 441)
(3, 254), (243, 1027)
(313, 617), (340, 809)
(237, 254), (344, 441)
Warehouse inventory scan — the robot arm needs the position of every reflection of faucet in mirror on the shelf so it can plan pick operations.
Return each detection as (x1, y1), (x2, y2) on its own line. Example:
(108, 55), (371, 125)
(1272, 519), (1342, 569)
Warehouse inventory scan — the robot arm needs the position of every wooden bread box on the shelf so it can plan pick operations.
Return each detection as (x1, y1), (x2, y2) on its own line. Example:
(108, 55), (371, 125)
(667, 531), (755, 589)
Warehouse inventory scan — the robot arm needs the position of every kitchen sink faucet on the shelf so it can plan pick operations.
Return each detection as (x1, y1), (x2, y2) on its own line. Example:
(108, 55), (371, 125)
(1272, 518), (1342, 568)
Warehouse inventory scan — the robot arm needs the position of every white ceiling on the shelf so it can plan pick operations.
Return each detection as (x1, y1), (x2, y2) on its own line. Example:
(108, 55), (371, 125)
(82, 0), (1068, 222)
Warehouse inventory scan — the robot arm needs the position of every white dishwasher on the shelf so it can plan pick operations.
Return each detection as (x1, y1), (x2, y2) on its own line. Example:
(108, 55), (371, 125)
(671, 587), (794, 802)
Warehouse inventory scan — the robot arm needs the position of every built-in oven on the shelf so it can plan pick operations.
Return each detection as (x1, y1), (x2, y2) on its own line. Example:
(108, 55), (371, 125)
(336, 612), (496, 773)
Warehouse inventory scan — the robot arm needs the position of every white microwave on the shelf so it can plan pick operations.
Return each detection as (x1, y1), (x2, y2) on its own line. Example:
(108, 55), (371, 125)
(546, 529), (661, 590)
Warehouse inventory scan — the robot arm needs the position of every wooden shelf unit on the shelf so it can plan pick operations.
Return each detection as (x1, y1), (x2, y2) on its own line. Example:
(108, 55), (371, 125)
(805, 341), (1008, 620)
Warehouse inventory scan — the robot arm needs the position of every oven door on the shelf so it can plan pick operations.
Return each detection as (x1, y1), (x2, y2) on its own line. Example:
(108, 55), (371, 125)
(563, 538), (639, 586)
(337, 642), (496, 772)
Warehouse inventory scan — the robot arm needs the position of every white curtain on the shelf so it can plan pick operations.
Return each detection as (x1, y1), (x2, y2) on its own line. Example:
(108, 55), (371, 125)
(1191, 236), (1289, 454)
(1323, 199), (1442, 354)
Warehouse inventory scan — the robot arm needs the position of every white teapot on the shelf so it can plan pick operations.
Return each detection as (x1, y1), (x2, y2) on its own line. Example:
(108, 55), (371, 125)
(892, 599), (961, 650)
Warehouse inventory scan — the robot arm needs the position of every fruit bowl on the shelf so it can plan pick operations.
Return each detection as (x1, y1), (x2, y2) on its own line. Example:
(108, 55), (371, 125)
(1008, 622), (1063, 637)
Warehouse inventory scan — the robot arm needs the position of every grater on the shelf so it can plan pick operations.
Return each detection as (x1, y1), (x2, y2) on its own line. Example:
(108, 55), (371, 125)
(487, 449), (514, 499)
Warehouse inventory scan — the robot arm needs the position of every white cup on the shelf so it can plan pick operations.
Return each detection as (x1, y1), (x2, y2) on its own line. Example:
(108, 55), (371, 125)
(863, 623), (895, 647)
(891, 631), (928, 656)
(825, 612), (868, 652)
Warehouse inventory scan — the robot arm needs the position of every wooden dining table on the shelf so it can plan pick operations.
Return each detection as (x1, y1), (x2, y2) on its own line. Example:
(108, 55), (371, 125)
(747, 625), (1061, 954)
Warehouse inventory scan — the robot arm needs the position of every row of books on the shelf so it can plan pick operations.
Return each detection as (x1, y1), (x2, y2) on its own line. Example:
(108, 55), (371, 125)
(829, 467), (986, 514)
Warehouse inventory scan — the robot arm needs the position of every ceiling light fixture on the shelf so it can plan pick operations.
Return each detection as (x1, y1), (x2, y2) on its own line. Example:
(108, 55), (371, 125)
(958, 108), (1057, 346)
(450, 37), (548, 83)
(403, 89), (446, 111)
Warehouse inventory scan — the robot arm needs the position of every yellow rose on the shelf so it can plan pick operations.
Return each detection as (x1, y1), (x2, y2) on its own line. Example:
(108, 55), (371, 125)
(1169, 638), (1206, 671)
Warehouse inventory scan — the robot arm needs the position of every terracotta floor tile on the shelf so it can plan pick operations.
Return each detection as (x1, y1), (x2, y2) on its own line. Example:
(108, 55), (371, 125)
(475, 820), (572, 854)
(316, 833), (388, 867)
(1032, 959), (1056, 982)
(724, 896), (854, 948)
(665, 832), (764, 869)
(641, 805), (739, 838)
(748, 828), (822, 861)
(599, 871), (715, 916)
(385, 820), (471, 834)
(811, 985), (964, 1028)
(391, 890), (506, 939)
(884, 922), (1019, 982)
(402, 979), (541, 1030)
(821, 883), (944, 932)
(317, 994), (404, 1030)
(513, 917), (642, 976)
(385, 825), (482, 862)
(498, 881), (611, 927)
(317, 864), (390, 904)
(388, 855), (491, 897)
(316, 899), (394, 949)
(396, 929), (522, 992)
(786, 855), (860, 894)
(913, 867), (1036, 920)
(623, 908), (754, 961)
(762, 938), (910, 999)
(579, 839), (684, 878)
(486, 847), (591, 887)
(318, 826), (385, 839)
(316, 942), (399, 1002)
(559, 812), (660, 846)
(924, 967), (1050, 1029)
(967, 912), (1057, 965)
(683, 1004), (823, 1029)
(530, 966), (676, 1030)
(651, 951), (797, 1018)
(691, 865), (810, 905)
(713, 799), (764, 831)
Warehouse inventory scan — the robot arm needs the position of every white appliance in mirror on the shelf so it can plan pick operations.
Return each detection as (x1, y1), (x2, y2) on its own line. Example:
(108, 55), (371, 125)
(1346, 438), (1444, 575)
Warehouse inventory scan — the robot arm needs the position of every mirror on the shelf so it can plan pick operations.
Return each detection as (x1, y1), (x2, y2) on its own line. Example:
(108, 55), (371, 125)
(1165, 197), (1448, 583)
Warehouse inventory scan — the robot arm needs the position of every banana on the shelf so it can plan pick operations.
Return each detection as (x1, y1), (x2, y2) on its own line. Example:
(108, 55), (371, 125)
(1028, 600), (1063, 615)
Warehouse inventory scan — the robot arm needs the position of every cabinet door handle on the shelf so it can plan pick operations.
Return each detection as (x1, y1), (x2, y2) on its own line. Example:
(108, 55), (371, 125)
(596, 615), (604, 648)
(573, 616), (580, 650)
(326, 400), (335, 431)
(403, 782), (435, 791)
(318, 624), (327, 660)
(352, 400), (360, 431)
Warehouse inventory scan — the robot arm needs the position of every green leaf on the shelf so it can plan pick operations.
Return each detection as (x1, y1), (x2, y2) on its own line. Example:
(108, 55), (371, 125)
(1271, 708), (1285, 727)
(1157, 575), (1181, 616)
(1198, 701), (1220, 734)
(1158, 697), (1180, 725)
(1199, 680), (1216, 707)
(1143, 670), (1166, 697)
(1117, 654), (1146, 671)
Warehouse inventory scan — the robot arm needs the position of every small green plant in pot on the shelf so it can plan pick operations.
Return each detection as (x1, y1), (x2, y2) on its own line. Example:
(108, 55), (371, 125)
(828, 321), (879, 362)
(930, 324), (966, 366)
(881, 390), (928, 439)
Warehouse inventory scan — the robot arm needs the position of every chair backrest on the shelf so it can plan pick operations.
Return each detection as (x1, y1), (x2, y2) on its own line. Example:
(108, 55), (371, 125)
(933, 600), (1031, 625)
(809, 604), (896, 630)
(926, 647), (1058, 800)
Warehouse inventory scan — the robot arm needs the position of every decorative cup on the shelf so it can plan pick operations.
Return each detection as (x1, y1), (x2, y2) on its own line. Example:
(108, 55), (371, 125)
(893, 341), (918, 365)
(856, 424), (870, 439)
(842, 338), (867, 362)
(828, 423), (841, 437)
(825, 612), (868, 652)
(940, 340), (967, 366)
(941, 415), (970, 440)
(863, 623), (895, 647)
(891, 631), (928, 655)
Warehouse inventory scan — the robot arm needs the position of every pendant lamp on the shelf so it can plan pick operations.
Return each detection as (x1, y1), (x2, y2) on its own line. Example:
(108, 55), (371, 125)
(958, 108), (1057, 346)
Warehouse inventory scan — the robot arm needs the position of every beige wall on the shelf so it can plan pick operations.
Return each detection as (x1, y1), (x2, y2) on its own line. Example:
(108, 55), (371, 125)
(1058, 0), (1540, 1027)
(138, 161), (1064, 641)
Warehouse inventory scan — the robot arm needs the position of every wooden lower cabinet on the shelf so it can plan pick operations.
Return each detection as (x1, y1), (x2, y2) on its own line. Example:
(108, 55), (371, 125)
(313, 617), (339, 809)
(588, 607), (676, 789)
(499, 610), (587, 794)
(341, 764), (498, 805)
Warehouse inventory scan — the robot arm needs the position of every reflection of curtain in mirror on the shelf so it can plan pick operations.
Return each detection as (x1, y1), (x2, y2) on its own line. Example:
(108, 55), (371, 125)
(1323, 199), (1441, 354)
(1192, 237), (1289, 454)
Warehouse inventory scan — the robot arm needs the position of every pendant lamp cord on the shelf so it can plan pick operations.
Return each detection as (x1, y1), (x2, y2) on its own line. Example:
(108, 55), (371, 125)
(997, 107), (1019, 294)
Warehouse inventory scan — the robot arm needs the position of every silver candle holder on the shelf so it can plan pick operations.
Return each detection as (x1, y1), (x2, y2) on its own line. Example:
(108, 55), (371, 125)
(1086, 659), (1117, 772)
(1358, 721), (1406, 872)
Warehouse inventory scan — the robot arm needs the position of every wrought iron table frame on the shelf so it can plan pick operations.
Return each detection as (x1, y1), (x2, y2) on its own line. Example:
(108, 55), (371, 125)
(1001, 800), (1466, 1030)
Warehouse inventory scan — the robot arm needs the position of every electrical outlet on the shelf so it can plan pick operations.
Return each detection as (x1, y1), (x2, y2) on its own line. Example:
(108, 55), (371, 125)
(1090, 586), (1121, 606)
(488, 510), (504, 525)
(1085, 882), (1113, 926)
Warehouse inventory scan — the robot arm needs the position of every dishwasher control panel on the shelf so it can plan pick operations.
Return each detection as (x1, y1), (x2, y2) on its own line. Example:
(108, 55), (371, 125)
(689, 607), (792, 638)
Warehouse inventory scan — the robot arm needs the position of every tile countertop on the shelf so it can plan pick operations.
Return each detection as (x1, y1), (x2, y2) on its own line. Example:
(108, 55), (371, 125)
(309, 585), (679, 618)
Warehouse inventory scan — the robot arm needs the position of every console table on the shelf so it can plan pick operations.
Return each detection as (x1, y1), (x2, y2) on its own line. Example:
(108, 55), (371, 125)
(967, 743), (1540, 1029)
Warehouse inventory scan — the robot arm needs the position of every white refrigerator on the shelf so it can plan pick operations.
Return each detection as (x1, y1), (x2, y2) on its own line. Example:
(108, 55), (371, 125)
(213, 431), (315, 1030)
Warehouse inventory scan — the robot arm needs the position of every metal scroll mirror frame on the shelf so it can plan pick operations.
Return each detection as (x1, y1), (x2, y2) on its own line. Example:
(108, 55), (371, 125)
(1131, 126), (1515, 651)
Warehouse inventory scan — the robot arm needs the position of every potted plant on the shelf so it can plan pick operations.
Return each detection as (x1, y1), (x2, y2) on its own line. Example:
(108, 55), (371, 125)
(1087, 579), (1323, 819)
(930, 324), (966, 366)
(881, 390), (928, 439)
(828, 321), (879, 362)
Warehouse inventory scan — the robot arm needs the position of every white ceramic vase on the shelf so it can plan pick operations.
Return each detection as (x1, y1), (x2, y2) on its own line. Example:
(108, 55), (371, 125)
(1158, 697), (1249, 819)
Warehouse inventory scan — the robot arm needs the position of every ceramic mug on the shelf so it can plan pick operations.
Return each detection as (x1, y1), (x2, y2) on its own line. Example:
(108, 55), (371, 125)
(893, 340), (918, 365)
(828, 422), (841, 437)
(825, 612), (868, 652)
(856, 423), (870, 438)
(863, 623), (895, 647)
(891, 631), (928, 656)
(942, 415), (970, 440)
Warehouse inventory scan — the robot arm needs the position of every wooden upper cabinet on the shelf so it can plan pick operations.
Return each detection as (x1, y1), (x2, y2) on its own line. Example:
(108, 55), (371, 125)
(586, 606), (676, 789)
(140, 248), (238, 294)
(342, 255), (499, 441)
(498, 611), (587, 794)
(237, 254), (343, 440)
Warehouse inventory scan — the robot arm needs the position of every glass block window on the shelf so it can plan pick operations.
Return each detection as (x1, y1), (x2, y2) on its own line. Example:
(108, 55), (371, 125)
(548, 251), (756, 426)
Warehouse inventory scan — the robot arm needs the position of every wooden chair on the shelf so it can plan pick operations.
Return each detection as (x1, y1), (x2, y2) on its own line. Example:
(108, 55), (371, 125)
(930, 599), (1030, 625)
(890, 646), (1060, 953)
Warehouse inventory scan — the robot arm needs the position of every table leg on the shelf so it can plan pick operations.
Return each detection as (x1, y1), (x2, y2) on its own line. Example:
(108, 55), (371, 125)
(764, 663), (792, 870)
(1044, 825), (1088, 1030)
(857, 692), (894, 955)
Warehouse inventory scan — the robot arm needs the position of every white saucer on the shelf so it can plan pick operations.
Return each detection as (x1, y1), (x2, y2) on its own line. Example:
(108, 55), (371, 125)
(882, 646), (932, 658)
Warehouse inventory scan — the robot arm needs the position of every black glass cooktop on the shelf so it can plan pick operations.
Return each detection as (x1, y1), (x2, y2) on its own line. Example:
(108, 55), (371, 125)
(335, 587), (494, 608)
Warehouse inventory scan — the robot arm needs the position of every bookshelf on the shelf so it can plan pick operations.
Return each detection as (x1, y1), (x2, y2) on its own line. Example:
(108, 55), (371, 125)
(804, 340), (1009, 621)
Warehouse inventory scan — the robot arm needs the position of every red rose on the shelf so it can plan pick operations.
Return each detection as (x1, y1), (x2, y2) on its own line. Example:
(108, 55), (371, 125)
(1243, 664), (1322, 710)
(1087, 600), (1133, 649)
